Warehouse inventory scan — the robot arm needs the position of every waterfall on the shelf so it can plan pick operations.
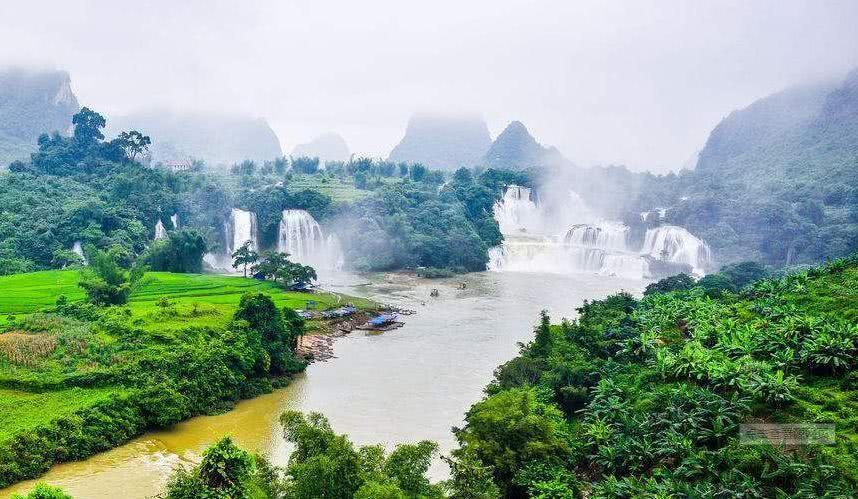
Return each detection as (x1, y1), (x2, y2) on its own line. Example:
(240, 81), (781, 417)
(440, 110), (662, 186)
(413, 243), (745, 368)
(229, 208), (258, 253)
(488, 235), (581, 273)
(564, 222), (628, 251)
(154, 220), (167, 240)
(599, 254), (650, 279)
(641, 225), (711, 275)
(277, 209), (344, 270)
(72, 241), (87, 265)
(488, 185), (654, 279)
(170, 213), (179, 229)
(493, 185), (544, 235)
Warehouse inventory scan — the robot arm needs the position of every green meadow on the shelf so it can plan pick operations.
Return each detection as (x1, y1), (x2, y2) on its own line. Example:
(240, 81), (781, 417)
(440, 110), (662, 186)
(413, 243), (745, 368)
(0, 387), (122, 441)
(0, 268), (378, 487)
(0, 270), (374, 329)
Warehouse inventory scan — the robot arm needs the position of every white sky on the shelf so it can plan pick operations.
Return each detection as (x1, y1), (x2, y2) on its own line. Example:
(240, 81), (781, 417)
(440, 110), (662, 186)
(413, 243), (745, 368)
(2, 0), (857, 172)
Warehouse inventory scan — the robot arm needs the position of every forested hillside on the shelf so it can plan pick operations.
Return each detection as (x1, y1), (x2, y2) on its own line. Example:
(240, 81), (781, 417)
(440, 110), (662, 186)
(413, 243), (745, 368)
(448, 255), (858, 497)
(0, 107), (231, 275)
(483, 120), (568, 171)
(629, 70), (858, 266)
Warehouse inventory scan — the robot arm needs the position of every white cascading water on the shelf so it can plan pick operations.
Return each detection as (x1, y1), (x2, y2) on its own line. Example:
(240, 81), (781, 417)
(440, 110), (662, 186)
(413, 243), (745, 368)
(488, 185), (714, 279)
(72, 241), (87, 264)
(154, 220), (167, 240)
(564, 221), (629, 251)
(170, 214), (179, 229)
(641, 225), (711, 275)
(229, 208), (258, 252)
(277, 209), (344, 270)
(487, 185), (651, 279)
(492, 185), (544, 234)
(204, 208), (258, 273)
(488, 182), (723, 279)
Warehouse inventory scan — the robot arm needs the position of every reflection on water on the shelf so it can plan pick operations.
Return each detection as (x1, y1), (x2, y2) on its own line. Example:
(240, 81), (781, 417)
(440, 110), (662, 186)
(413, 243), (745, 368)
(2, 271), (644, 499)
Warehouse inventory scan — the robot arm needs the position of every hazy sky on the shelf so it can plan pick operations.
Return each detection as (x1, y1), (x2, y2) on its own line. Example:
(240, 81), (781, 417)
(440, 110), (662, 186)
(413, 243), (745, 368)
(2, 0), (857, 172)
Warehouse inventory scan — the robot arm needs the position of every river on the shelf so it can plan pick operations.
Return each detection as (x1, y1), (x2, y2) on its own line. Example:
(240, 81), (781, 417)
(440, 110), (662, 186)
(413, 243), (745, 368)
(2, 271), (644, 498)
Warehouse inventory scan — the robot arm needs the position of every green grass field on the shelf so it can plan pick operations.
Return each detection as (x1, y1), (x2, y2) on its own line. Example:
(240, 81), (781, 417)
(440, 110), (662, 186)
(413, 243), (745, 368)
(0, 270), (375, 329)
(0, 387), (122, 440)
(0, 269), (376, 453)
(0, 271), (85, 314)
(287, 174), (373, 203)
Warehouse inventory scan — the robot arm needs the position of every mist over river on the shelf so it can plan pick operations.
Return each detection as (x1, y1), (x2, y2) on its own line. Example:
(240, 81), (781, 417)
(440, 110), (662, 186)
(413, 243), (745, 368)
(2, 271), (645, 499)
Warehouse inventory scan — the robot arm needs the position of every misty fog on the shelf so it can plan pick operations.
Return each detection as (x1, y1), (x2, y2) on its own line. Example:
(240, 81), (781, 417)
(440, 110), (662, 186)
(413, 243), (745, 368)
(2, 0), (857, 172)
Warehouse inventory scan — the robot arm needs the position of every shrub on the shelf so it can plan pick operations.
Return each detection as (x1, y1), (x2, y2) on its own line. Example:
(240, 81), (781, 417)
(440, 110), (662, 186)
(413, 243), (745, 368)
(644, 273), (696, 295)
(10, 482), (73, 499)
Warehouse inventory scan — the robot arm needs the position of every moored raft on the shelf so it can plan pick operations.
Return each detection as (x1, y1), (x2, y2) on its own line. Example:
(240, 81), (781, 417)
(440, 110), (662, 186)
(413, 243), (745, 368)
(356, 313), (404, 331)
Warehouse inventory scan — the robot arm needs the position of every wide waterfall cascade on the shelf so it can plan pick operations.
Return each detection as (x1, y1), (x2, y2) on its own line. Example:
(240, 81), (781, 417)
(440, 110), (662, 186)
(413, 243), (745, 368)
(277, 209), (344, 270)
(229, 208), (258, 253)
(154, 220), (167, 240)
(641, 225), (711, 275)
(489, 185), (659, 279)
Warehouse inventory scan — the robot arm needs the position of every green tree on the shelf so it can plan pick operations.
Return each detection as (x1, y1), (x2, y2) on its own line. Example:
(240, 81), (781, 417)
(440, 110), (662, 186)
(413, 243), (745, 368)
(51, 248), (84, 269)
(234, 292), (303, 373)
(115, 130), (151, 161)
(443, 450), (501, 499)
(533, 310), (553, 357)
(165, 437), (255, 499)
(72, 107), (106, 146)
(280, 411), (443, 499)
(145, 230), (207, 273)
(292, 156), (320, 175)
(78, 247), (138, 305)
(281, 411), (363, 499)
(253, 251), (317, 288)
(231, 240), (259, 277)
(453, 388), (570, 495)
(644, 273), (696, 295)
(383, 440), (438, 497)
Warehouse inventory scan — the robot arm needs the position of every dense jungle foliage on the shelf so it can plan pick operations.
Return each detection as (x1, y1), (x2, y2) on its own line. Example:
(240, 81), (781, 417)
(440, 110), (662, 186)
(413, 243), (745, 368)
(224, 156), (527, 272)
(40, 255), (849, 499)
(163, 412), (443, 499)
(0, 106), (525, 276)
(0, 268), (365, 488)
(443, 254), (858, 497)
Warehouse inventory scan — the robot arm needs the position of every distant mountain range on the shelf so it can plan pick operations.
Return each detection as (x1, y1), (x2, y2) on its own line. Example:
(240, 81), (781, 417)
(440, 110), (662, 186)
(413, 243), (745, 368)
(388, 113), (492, 170)
(0, 68), (79, 167)
(292, 132), (350, 163)
(108, 110), (283, 167)
(483, 120), (569, 170)
(388, 113), (574, 171)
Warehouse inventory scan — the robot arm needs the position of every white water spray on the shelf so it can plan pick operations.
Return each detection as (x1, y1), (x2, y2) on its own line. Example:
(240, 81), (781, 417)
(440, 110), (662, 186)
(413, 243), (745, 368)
(277, 209), (344, 270)
(488, 185), (714, 279)
(72, 241), (87, 265)
(492, 186), (543, 234)
(154, 220), (167, 240)
(229, 208), (258, 253)
(641, 225), (711, 275)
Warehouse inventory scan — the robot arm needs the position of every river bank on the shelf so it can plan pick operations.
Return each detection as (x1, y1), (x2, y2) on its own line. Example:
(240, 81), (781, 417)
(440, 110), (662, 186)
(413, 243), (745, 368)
(2, 270), (647, 498)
